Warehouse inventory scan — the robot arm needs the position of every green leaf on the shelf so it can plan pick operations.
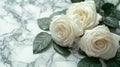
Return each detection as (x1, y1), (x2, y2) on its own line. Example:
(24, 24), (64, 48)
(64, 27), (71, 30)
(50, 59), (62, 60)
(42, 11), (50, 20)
(119, 41), (120, 45)
(33, 32), (52, 54)
(50, 9), (67, 18)
(110, 10), (120, 20)
(108, 27), (116, 33)
(77, 57), (102, 67)
(105, 59), (120, 67)
(102, 3), (115, 16)
(37, 9), (67, 31)
(107, 27), (120, 35)
(53, 41), (71, 57)
(114, 48), (120, 65)
(37, 17), (51, 31)
(105, 48), (120, 67)
(104, 17), (119, 28)
(78, 49), (87, 56)
(71, 0), (84, 3)
(94, 0), (104, 14)
(97, 9), (104, 17)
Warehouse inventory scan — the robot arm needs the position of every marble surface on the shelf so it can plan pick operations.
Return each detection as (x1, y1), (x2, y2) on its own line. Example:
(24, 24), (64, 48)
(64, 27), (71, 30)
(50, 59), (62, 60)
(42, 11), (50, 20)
(0, 0), (120, 67)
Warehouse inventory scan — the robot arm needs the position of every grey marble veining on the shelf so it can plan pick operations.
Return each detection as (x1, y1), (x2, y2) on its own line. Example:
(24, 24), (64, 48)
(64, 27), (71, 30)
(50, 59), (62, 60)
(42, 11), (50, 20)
(0, 0), (120, 67)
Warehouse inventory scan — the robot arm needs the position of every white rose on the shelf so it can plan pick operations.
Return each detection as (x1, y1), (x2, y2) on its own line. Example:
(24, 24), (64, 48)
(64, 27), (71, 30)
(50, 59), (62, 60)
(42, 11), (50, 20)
(78, 25), (120, 60)
(67, 0), (102, 30)
(50, 15), (83, 47)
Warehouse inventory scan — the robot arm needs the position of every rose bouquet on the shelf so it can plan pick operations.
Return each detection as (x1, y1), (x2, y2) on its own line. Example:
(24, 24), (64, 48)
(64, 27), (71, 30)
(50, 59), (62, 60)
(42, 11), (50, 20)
(33, 0), (120, 67)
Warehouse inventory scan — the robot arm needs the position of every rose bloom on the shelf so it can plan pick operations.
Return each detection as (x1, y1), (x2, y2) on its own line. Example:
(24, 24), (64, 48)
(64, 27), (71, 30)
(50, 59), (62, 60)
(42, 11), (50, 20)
(67, 0), (102, 30)
(50, 15), (83, 47)
(78, 25), (120, 60)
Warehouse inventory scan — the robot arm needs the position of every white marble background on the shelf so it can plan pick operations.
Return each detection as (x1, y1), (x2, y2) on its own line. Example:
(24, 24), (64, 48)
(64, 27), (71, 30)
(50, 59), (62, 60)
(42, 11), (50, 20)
(0, 0), (120, 67)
